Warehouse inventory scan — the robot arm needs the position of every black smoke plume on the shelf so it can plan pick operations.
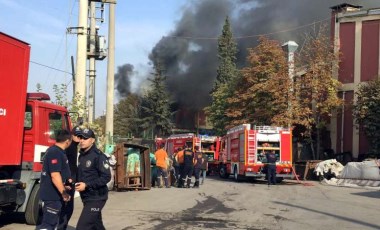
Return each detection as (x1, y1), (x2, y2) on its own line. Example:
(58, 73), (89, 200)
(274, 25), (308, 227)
(115, 63), (134, 98)
(114, 0), (378, 129)
(148, 0), (377, 111)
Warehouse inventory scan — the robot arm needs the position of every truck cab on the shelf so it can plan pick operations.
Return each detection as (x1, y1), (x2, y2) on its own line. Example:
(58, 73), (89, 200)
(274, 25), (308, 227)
(0, 32), (72, 225)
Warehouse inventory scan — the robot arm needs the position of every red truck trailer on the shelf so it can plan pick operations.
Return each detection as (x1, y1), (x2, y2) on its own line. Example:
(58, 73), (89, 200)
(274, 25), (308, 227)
(218, 124), (293, 183)
(0, 32), (72, 224)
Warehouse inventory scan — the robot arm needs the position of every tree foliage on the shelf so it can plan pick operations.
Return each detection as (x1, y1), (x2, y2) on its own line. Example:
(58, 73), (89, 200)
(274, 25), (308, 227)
(296, 25), (342, 159)
(205, 16), (238, 135)
(353, 78), (380, 155)
(141, 61), (173, 137)
(227, 36), (295, 127)
(114, 94), (142, 138)
(53, 83), (87, 124)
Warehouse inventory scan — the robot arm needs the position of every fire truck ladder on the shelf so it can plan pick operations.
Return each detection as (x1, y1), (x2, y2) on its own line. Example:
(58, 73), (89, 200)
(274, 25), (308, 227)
(247, 132), (256, 164)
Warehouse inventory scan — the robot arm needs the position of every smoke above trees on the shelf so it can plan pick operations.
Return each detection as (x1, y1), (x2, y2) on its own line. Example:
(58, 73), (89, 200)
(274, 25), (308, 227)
(115, 0), (378, 110)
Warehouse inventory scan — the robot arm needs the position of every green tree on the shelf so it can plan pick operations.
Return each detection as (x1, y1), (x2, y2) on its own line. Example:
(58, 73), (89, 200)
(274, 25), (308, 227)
(141, 61), (173, 137)
(114, 94), (142, 138)
(205, 16), (238, 135)
(353, 78), (380, 155)
(53, 84), (87, 123)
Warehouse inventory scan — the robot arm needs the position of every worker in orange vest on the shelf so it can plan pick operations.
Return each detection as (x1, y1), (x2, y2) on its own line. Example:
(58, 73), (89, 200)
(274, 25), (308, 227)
(155, 143), (170, 188)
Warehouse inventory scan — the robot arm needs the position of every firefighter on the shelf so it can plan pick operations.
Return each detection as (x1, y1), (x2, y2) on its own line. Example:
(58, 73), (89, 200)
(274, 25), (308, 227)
(193, 147), (203, 188)
(75, 128), (111, 230)
(172, 147), (182, 186)
(37, 130), (72, 230)
(180, 143), (194, 188)
(176, 147), (185, 188)
(265, 149), (277, 186)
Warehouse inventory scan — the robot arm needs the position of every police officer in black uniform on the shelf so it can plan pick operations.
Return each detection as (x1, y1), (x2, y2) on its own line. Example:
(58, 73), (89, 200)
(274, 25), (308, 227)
(37, 130), (72, 230)
(75, 128), (111, 230)
(180, 143), (194, 188)
(265, 150), (278, 186)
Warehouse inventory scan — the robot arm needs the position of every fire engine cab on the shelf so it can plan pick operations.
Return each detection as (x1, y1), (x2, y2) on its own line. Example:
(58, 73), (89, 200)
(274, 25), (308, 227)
(218, 124), (293, 182)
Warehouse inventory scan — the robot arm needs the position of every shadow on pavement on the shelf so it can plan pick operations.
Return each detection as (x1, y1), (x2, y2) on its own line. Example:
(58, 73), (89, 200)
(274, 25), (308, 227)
(207, 174), (312, 186)
(351, 190), (380, 199)
(274, 201), (380, 229)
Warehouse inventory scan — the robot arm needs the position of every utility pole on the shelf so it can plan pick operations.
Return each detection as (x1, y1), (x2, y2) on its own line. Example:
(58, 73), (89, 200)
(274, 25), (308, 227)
(88, 1), (96, 123)
(105, 1), (116, 144)
(75, 0), (88, 117)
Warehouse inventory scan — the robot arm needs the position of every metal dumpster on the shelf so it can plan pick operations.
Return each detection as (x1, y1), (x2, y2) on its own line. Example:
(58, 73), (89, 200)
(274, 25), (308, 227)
(114, 142), (151, 190)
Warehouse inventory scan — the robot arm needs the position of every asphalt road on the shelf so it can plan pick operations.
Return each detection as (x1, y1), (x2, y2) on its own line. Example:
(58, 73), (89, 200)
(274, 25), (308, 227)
(1, 176), (380, 230)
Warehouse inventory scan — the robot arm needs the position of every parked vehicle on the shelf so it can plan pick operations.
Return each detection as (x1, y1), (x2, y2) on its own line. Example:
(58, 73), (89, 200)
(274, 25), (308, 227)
(0, 32), (72, 224)
(218, 124), (293, 183)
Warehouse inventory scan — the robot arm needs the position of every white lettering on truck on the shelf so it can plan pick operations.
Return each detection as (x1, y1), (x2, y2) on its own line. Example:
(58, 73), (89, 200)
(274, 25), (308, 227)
(0, 108), (6, 116)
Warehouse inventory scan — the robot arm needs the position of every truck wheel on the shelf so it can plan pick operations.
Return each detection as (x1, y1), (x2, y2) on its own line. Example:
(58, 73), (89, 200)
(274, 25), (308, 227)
(233, 166), (245, 182)
(233, 166), (238, 181)
(219, 165), (229, 179)
(25, 183), (42, 225)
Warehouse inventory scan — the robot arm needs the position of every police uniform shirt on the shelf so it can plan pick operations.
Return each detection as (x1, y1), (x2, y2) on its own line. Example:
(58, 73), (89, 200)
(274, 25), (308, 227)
(40, 145), (71, 201)
(77, 145), (111, 201)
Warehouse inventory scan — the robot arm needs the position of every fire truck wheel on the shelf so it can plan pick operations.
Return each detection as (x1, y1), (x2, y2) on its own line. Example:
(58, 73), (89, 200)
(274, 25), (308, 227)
(219, 165), (229, 179)
(233, 166), (243, 182)
(25, 183), (42, 225)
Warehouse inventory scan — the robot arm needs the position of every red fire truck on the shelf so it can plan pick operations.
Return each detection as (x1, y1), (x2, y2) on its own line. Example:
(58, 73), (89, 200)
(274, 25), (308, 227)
(165, 134), (221, 174)
(0, 32), (72, 224)
(198, 135), (220, 174)
(165, 133), (200, 156)
(218, 124), (293, 182)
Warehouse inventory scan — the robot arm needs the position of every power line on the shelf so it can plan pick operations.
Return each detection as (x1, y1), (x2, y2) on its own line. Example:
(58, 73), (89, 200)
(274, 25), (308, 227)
(30, 60), (72, 75)
(30, 60), (73, 89)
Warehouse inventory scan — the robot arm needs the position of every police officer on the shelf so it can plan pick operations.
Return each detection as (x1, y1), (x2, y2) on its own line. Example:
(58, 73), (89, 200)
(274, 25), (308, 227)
(180, 143), (194, 188)
(265, 150), (278, 186)
(58, 126), (81, 230)
(75, 128), (111, 230)
(37, 130), (72, 230)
